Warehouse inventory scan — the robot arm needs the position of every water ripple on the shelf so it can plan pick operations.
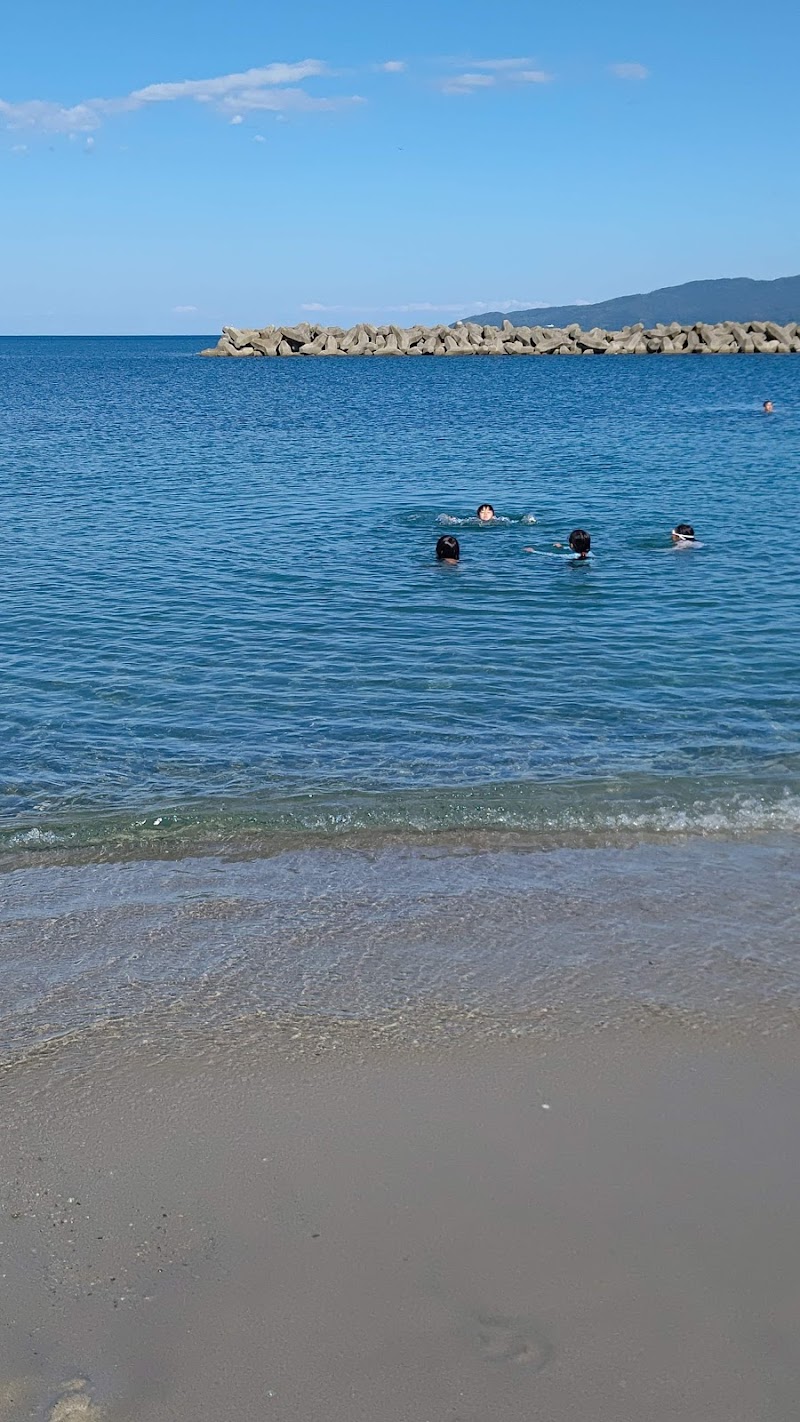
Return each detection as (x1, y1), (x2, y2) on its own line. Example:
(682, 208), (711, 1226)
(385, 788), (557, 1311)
(0, 339), (798, 847)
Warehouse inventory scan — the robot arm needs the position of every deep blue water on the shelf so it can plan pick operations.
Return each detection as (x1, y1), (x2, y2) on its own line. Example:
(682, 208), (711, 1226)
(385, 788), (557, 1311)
(1, 337), (798, 854)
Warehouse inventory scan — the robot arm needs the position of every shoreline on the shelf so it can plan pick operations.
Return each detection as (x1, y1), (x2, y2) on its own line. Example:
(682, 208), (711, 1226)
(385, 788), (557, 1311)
(2, 834), (798, 1067)
(3, 769), (799, 866)
(3, 815), (799, 871)
(2, 1016), (799, 1421)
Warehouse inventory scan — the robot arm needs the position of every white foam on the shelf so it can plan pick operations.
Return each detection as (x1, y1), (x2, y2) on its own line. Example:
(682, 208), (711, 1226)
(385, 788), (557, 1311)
(9, 827), (61, 846)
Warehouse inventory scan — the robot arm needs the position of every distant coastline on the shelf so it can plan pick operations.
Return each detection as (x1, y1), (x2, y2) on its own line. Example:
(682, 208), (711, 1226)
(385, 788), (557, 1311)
(465, 273), (800, 328)
(201, 317), (800, 357)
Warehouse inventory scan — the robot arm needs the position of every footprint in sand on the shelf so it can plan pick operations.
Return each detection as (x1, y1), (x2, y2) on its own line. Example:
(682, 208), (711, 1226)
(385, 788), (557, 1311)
(48, 1379), (104, 1422)
(0, 1377), (103, 1422)
(473, 1312), (554, 1372)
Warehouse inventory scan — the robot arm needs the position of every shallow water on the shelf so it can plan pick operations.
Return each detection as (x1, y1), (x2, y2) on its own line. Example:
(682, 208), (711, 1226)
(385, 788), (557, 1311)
(1, 339), (798, 852)
(2, 835), (798, 1062)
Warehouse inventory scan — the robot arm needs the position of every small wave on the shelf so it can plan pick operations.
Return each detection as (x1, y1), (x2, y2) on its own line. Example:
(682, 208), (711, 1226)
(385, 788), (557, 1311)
(9, 826), (62, 847)
(1, 782), (798, 862)
(598, 795), (800, 837)
(436, 513), (536, 527)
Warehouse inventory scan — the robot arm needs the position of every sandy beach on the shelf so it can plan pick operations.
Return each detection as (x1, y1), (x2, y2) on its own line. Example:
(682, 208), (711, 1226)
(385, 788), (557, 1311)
(2, 1010), (799, 1422)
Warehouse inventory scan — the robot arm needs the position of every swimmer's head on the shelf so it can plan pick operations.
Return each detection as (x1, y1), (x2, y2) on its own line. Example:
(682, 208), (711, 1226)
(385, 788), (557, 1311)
(568, 528), (591, 558)
(671, 523), (696, 543)
(436, 534), (460, 563)
(763, 400), (774, 413)
(476, 504), (495, 523)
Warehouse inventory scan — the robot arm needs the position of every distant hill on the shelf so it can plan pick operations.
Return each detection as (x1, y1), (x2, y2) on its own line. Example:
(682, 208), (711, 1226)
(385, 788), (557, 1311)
(462, 275), (800, 329)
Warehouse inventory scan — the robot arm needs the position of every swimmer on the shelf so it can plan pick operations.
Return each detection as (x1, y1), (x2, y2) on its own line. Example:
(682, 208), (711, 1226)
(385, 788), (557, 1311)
(763, 400), (774, 413)
(671, 523), (697, 545)
(476, 504), (495, 522)
(436, 534), (460, 564)
(524, 528), (592, 560)
(567, 529), (591, 559)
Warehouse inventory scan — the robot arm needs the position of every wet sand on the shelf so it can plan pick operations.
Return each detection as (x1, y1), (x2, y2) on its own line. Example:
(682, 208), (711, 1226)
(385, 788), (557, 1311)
(2, 1019), (799, 1422)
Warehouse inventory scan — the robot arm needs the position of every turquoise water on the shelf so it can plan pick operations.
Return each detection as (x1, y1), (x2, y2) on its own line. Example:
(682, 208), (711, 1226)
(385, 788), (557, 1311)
(1, 337), (798, 855)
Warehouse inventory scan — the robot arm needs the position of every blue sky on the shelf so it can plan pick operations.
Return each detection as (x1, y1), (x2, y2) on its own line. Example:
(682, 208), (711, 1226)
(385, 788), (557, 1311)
(2, 0), (798, 333)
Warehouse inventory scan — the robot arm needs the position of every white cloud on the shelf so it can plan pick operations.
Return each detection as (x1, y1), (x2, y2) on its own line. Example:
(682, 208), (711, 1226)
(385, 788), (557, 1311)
(173, 305), (198, 314)
(469, 298), (547, 311)
(217, 88), (363, 115)
(121, 61), (327, 107)
(379, 60), (406, 73)
(301, 301), (474, 314)
(468, 57), (535, 70)
(230, 114), (244, 125)
(610, 62), (649, 80)
(300, 299), (548, 316)
(0, 99), (102, 133)
(441, 73), (496, 95)
(0, 59), (361, 134)
(84, 136), (95, 151)
(11, 142), (28, 152)
(396, 301), (483, 313)
(253, 134), (266, 143)
(440, 58), (554, 95)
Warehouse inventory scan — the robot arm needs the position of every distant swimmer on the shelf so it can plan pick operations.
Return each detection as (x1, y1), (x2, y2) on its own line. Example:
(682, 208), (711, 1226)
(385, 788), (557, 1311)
(671, 523), (698, 546)
(524, 528), (592, 560)
(763, 400), (774, 413)
(476, 504), (496, 522)
(436, 534), (460, 564)
(566, 529), (591, 560)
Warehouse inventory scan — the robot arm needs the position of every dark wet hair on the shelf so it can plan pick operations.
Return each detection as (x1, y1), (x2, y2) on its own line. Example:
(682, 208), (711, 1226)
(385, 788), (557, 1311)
(568, 528), (591, 555)
(674, 523), (695, 539)
(476, 504), (495, 518)
(436, 535), (460, 561)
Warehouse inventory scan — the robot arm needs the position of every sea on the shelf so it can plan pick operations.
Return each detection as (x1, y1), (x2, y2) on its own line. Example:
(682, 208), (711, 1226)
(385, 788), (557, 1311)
(1, 337), (798, 1059)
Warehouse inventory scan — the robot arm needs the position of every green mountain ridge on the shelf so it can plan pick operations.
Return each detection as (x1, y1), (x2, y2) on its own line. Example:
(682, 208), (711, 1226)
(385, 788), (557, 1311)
(462, 275), (800, 329)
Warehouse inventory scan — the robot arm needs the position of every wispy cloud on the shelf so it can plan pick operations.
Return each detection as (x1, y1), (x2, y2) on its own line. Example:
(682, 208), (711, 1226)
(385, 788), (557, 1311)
(301, 301), (476, 314)
(0, 60), (362, 134)
(122, 61), (326, 105)
(441, 73), (496, 95)
(218, 88), (362, 115)
(378, 60), (406, 73)
(0, 99), (102, 133)
(468, 57), (536, 71)
(609, 62), (649, 80)
(440, 58), (553, 95)
(468, 298), (548, 312)
(173, 305), (198, 314)
(300, 298), (548, 316)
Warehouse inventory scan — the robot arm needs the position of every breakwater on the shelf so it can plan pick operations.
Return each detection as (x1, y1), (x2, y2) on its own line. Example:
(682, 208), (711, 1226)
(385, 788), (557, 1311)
(200, 317), (800, 357)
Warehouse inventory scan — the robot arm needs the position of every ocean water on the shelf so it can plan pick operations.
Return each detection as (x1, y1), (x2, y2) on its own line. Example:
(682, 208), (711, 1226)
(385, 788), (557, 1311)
(1, 338), (798, 1053)
(1, 337), (798, 853)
